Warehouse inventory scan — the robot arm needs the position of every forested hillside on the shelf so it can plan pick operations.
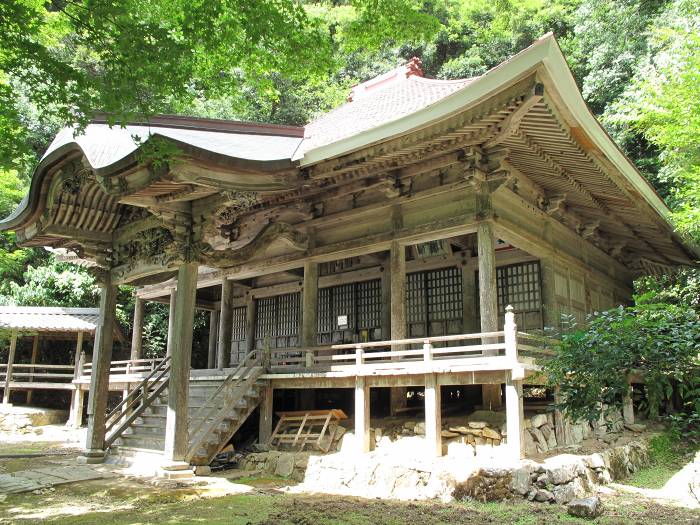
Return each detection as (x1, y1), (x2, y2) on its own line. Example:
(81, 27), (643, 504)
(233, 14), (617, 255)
(1, 0), (698, 358)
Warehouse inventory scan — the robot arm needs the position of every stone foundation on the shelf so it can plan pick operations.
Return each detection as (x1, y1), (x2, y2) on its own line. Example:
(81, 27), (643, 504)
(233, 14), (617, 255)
(292, 437), (650, 502)
(239, 451), (313, 481)
(0, 406), (68, 433)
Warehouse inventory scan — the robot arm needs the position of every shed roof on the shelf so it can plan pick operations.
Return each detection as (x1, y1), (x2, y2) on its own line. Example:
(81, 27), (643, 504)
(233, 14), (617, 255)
(0, 307), (100, 333)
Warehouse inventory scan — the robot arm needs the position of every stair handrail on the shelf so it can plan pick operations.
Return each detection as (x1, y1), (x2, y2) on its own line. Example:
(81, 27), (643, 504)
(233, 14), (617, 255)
(105, 355), (170, 433)
(184, 348), (263, 461)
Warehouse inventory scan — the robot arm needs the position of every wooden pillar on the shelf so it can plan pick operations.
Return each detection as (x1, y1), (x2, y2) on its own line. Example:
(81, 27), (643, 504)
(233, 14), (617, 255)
(244, 292), (255, 354)
(25, 335), (39, 405)
(130, 297), (145, 361)
(355, 376), (370, 453)
(166, 288), (176, 357)
(540, 256), (559, 329)
(389, 240), (407, 415)
(424, 373), (442, 457)
(299, 261), (318, 408)
(2, 330), (18, 405)
(258, 384), (273, 444)
(164, 262), (198, 462)
(217, 279), (234, 369)
(301, 261), (318, 347)
(461, 258), (478, 333)
(505, 377), (524, 460)
(478, 221), (502, 409)
(380, 256), (392, 340)
(83, 279), (117, 462)
(68, 332), (84, 423)
(207, 309), (220, 369)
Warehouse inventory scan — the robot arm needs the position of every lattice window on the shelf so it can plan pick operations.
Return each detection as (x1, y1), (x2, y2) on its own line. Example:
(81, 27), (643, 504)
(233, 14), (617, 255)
(316, 279), (382, 344)
(496, 262), (541, 313)
(254, 292), (300, 349)
(229, 306), (247, 364)
(407, 267), (463, 339)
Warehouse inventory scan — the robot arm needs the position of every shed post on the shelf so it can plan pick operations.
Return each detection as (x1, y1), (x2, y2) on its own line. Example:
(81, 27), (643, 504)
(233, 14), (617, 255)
(68, 331), (84, 425)
(26, 335), (39, 405)
(2, 330), (18, 405)
(130, 297), (145, 361)
(217, 278), (234, 369)
(478, 221), (502, 409)
(82, 279), (117, 462)
(69, 351), (86, 428)
(164, 262), (198, 462)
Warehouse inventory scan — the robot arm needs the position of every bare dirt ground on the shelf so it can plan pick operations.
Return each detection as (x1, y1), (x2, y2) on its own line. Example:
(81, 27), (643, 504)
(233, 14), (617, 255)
(1, 427), (698, 525)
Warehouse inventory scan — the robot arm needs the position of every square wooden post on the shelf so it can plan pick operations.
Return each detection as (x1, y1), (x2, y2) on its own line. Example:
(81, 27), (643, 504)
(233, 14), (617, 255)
(355, 376), (370, 453)
(478, 221), (502, 409)
(26, 335), (39, 405)
(259, 384), (273, 445)
(2, 330), (18, 405)
(130, 297), (145, 361)
(164, 262), (198, 462)
(207, 309), (220, 369)
(82, 279), (117, 462)
(217, 278), (234, 369)
(166, 288), (176, 357)
(505, 376), (524, 460)
(389, 240), (408, 415)
(424, 372), (442, 457)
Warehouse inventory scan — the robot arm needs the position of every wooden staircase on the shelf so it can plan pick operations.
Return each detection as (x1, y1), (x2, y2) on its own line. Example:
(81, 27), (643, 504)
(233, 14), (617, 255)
(106, 350), (267, 469)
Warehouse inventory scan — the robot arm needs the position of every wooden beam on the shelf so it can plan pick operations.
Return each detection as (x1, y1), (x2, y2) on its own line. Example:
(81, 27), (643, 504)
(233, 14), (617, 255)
(259, 384), (273, 444)
(301, 261), (319, 350)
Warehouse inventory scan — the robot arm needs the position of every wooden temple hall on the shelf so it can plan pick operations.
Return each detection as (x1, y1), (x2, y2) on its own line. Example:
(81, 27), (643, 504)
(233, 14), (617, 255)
(0, 35), (696, 471)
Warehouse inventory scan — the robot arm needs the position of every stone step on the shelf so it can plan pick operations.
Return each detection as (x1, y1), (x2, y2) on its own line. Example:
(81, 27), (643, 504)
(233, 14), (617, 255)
(117, 434), (165, 450)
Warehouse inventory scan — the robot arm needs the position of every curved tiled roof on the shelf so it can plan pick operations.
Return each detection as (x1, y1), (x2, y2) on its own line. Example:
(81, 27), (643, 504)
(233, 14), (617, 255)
(0, 307), (100, 332)
(44, 121), (304, 170)
(299, 75), (476, 156)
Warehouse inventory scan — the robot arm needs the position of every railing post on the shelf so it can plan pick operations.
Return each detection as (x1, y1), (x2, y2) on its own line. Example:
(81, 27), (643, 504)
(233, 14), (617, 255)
(262, 339), (271, 372)
(305, 349), (314, 368)
(505, 305), (517, 361)
(355, 345), (364, 368)
(423, 339), (433, 363)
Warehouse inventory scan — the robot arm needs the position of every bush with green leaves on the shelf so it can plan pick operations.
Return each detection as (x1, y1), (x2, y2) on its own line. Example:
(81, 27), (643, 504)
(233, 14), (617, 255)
(545, 302), (700, 441)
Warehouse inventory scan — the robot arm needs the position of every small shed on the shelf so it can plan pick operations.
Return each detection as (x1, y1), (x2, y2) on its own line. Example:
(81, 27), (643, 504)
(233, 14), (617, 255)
(0, 307), (102, 407)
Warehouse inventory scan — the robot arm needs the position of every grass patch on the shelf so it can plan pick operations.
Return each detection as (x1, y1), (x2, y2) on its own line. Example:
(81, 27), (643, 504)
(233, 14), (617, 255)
(231, 475), (291, 487)
(625, 433), (694, 489)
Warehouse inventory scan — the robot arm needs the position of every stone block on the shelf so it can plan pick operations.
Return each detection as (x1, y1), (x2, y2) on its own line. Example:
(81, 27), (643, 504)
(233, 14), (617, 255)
(482, 427), (500, 440)
(274, 453), (295, 478)
(468, 421), (487, 429)
(567, 497), (602, 518)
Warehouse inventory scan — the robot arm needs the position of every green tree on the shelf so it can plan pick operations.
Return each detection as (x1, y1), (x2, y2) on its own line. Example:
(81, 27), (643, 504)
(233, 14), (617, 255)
(607, 0), (700, 241)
